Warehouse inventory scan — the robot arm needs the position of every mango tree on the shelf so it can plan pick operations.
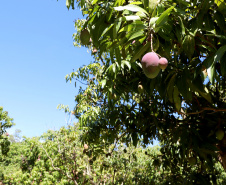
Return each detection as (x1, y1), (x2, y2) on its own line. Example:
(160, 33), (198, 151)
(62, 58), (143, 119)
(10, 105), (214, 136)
(64, 0), (226, 182)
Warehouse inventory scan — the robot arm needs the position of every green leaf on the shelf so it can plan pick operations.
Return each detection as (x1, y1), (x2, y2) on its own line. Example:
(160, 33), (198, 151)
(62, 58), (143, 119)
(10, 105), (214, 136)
(203, 55), (214, 69)
(92, 0), (99, 5)
(131, 42), (150, 63)
(66, 0), (71, 9)
(188, 80), (212, 103)
(115, 47), (121, 64)
(214, 45), (226, 63)
(124, 15), (141, 21)
(173, 86), (181, 112)
(199, 0), (211, 15)
(112, 63), (116, 73)
(132, 61), (141, 72)
(205, 45), (226, 78)
(149, 17), (159, 27)
(106, 65), (114, 76)
(178, 17), (185, 36)
(203, 13), (214, 31)
(100, 23), (114, 38)
(110, 48), (115, 63)
(205, 34), (226, 40)
(127, 30), (144, 41)
(214, 11), (225, 31)
(119, 24), (134, 33)
(132, 132), (138, 147)
(158, 27), (173, 41)
(182, 35), (195, 59)
(113, 19), (122, 39)
(167, 74), (176, 103)
(114, 4), (148, 15)
(174, 0), (189, 6)
(119, 21), (146, 33)
(149, 0), (158, 12)
(130, 2), (142, 5)
(207, 63), (215, 84)
(156, 6), (175, 28)
(100, 79), (107, 88)
(176, 71), (192, 101)
(136, 11), (147, 18)
(121, 60), (131, 70)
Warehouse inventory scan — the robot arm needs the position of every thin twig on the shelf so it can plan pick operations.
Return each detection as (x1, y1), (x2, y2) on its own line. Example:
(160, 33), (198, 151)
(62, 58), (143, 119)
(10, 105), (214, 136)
(75, 78), (89, 85)
(176, 110), (205, 115)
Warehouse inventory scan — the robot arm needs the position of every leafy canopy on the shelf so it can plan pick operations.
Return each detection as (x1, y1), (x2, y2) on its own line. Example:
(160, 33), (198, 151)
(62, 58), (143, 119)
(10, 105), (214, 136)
(2, 124), (226, 184)
(65, 0), (226, 174)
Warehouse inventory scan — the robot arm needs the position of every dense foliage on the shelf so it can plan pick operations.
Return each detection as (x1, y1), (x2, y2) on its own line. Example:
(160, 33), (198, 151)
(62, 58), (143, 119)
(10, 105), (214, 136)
(65, 0), (226, 182)
(1, 124), (226, 184)
(1, 0), (226, 184)
(0, 107), (14, 156)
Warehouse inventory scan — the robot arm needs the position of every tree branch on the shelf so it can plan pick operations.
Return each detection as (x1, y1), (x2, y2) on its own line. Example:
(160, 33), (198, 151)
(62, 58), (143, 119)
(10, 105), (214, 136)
(176, 107), (226, 115)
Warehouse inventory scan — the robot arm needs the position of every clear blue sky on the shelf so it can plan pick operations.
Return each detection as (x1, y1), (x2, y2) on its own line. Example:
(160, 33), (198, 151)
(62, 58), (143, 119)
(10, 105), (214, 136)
(0, 0), (92, 137)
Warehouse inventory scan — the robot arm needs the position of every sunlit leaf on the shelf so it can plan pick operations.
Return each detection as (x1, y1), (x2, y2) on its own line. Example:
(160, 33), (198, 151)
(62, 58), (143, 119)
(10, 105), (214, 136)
(66, 0), (71, 9)
(114, 4), (148, 15)
(173, 86), (181, 112)
(121, 60), (131, 70)
(155, 6), (175, 28)
(124, 15), (141, 21)
(127, 30), (144, 41)
(207, 63), (215, 84)
(214, 45), (226, 63)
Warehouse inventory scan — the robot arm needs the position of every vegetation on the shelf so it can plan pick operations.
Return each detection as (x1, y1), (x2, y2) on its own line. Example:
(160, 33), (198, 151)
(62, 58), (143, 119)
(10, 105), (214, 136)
(1, 0), (226, 184)
(0, 107), (14, 183)
(68, 0), (226, 183)
(1, 123), (226, 184)
(0, 106), (14, 156)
